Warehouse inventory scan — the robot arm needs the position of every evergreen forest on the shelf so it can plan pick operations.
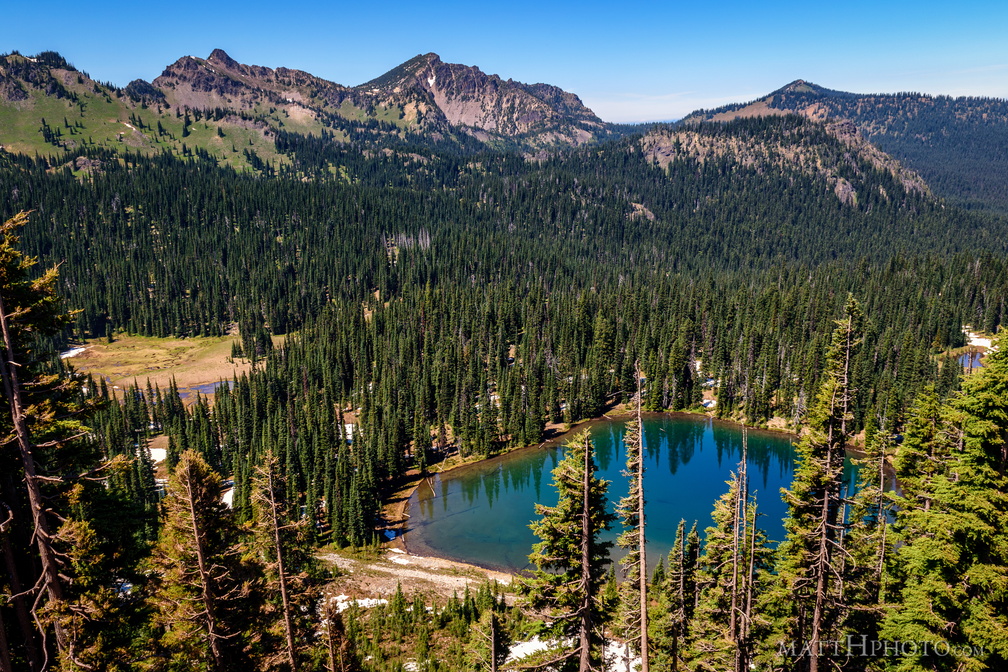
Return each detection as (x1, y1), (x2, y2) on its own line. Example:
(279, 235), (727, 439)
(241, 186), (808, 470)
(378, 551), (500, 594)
(1, 95), (1007, 672)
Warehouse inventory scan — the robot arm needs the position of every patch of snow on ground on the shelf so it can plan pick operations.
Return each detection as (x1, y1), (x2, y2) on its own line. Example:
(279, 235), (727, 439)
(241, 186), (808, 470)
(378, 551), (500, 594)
(604, 640), (642, 672)
(505, 636), (556, 663)
(386, 548), (410, 564)
(149, 448), (167, 464)
(504, 637), (640, 670)
(332, 594), (388, 613)
(60, 347), (86, 359)
(221, 487), (233, 508)
(969, 333), (993, 349)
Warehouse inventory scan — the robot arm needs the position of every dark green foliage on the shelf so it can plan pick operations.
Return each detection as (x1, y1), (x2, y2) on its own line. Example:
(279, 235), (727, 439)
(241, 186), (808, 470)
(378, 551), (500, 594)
(146, 450), (262, 672)
(769, 297), (863, 672)
(880, 331), (1008, 671)
(521, 430), (615, 670)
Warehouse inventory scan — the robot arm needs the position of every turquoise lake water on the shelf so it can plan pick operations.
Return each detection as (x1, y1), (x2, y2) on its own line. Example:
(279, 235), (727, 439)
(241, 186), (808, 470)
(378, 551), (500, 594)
(405, 414), (804, 573)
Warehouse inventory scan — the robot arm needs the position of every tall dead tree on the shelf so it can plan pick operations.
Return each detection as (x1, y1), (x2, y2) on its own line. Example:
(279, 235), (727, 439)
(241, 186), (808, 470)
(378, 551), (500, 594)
(616, 361), (648, 671)
(251, 450), (305, 672)
(776, 296), (862, 672)
(0, 220), (69, 663)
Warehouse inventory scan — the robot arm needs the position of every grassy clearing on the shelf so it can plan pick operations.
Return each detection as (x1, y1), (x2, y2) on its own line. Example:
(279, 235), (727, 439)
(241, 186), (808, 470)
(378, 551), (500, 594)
(65, 333), (248, 392)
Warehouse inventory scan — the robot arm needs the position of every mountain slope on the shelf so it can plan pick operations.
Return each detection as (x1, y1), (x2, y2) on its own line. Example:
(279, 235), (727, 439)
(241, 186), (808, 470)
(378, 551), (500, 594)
(684, 80), (1008, 211)
(0, 49), (619, 163)
(360, 53), (607, 146)
(643, 115), (929, 206)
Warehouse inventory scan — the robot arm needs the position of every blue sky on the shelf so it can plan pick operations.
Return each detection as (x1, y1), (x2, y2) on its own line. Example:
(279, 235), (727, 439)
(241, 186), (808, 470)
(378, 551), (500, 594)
(4, 1), (1006, 122)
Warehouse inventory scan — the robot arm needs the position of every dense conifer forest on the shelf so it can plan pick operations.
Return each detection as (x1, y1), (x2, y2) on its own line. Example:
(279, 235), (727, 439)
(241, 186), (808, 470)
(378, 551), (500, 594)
(1, 105), (1007, 671)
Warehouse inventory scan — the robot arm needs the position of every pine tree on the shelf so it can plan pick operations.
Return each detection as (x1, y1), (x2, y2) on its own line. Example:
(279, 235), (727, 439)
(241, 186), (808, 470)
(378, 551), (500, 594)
(689, 459), (771, 672)
(771, 296), (862, 672)
(0, 212), (134, 671)
(521, 430), (615, 671)
(147, 450), (260, 672)
(319, 591), (360, 672)
(615, 363), (649, 670)
(880, 329), (1008, 671)
(250, 449), (317, 672)
(648, 519), (699, 672)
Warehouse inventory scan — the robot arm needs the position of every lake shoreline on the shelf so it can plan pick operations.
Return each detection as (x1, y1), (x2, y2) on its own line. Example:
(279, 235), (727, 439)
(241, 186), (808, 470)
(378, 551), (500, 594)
(384, 403), (799, 572)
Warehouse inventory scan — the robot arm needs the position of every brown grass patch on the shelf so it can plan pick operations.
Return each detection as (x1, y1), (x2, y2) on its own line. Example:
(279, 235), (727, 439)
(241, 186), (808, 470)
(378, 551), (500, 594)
(66, 334), (249, 394)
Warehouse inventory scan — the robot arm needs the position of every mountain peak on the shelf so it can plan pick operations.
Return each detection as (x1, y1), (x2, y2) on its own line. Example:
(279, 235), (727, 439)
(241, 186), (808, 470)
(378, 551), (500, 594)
(207, 49), (240, 69)
(778, 79), (824, 95)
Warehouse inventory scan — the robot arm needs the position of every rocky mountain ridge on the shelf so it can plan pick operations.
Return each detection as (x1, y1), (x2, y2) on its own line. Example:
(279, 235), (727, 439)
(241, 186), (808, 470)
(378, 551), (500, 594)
(683, 79), (1008, 211)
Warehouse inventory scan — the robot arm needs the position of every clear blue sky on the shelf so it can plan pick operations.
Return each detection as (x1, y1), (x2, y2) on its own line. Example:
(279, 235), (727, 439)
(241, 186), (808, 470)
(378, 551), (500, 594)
(4, 1), (1006, 122)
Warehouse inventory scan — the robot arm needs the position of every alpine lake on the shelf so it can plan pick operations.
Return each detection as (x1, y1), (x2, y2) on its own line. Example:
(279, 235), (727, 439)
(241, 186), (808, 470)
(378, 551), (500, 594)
(405, 413), (861, 573)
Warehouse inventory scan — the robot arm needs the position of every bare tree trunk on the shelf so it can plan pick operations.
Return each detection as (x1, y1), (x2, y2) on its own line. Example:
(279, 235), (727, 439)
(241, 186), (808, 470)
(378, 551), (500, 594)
(809, 313), (854, 672)
(263, 464), (298, 672)
(0, 293), (68, 655)
(742, 498), (757, 672)
(490, 613), (498, 672)
(729, 452), (742, 645)
(635, 363), (649, 672)
(323, 597), (337, 672)
(579, 442), (592, 672)
(182, 463), (225, 671)
(733, 430), (749, 672)
(876, 447), (888, 603)
(1, 511), (41, 672)
(0, 600), (12, 672)
(323, 596), (353, 672)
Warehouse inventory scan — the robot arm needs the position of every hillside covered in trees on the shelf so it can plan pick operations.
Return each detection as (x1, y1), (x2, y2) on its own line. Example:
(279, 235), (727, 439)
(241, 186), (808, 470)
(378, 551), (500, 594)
(685, 79), (1008, 213)
(1, 46), (1008, 672)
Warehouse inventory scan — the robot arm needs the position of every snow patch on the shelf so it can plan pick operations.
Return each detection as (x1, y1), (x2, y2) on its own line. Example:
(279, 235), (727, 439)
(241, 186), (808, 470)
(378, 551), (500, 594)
(504, 637), (641, 671)
(331, 594), (387, 613)
(969, 334), (993, 349)
(221, 487), (234, 508)
(963, 326), (996, 350)
(427, 74), (436, 87)
(149, 448), (167, 464)
(60, 346), (87, 359)
(604, 640), (642, 672)
(505, 636), (557, 663)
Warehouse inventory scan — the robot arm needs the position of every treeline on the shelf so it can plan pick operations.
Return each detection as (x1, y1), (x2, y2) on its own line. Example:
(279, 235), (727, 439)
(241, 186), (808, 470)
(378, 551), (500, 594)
(2, 116), (1006, 342)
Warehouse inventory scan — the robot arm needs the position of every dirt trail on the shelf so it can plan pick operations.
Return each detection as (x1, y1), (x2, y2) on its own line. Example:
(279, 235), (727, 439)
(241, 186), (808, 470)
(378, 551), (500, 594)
(318, 548), (515, 603)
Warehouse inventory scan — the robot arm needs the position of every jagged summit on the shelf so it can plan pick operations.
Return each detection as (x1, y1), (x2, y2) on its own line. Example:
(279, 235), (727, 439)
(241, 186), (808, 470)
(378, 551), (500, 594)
(207, 48), (241, 70)
(358, 52), (443, 90)
(358, 52), (603, 142)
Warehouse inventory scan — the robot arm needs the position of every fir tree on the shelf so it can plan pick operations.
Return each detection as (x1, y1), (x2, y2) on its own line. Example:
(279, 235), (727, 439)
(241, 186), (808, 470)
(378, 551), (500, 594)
(521, 430), (615, 671)
(615, 364), (649, 670)
(771, 296), (863, 672)
(147, 450), (260, 672)
(880, 329), (1008, 671)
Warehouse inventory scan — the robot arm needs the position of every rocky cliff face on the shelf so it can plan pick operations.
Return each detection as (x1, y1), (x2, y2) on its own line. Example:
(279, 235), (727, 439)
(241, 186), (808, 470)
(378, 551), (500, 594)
(152, 49), (356, 110)
(149, 50), (611, 150)
(360, 53), (605, 145)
